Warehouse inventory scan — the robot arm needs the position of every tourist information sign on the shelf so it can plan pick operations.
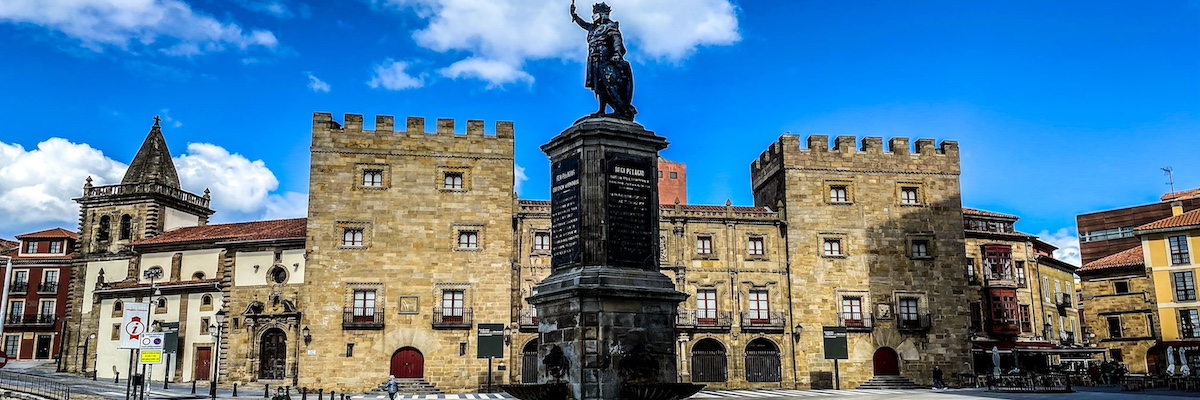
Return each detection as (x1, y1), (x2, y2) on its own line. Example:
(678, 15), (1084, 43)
(119, 303), (151, 349)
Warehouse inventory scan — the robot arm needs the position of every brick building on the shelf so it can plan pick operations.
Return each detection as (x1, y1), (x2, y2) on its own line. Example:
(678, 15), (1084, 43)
(0, 228), (75, 361)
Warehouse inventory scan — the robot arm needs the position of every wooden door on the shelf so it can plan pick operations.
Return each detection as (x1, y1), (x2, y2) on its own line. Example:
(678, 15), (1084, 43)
(390, 348), (424, 378)
(259, 329), (287, 380)
(195, 347), (212, 381)
(34, 336), (51, 359)
(873, 347), (900, 376)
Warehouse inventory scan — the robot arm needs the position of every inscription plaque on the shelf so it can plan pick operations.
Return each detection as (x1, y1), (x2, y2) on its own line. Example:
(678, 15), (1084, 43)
(551, 155), (582, 267)
(605, 153), (655, 269)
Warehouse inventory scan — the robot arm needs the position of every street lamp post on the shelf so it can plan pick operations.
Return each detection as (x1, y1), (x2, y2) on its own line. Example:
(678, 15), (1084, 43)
(209, 310), (226, 400)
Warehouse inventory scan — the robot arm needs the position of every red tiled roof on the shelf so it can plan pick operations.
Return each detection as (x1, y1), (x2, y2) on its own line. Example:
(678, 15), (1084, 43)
(0, 239), (16, 252)
(1078, 245), (1144, 273)
(131, 218), (306, 246)
(1135, 209), (1200, 232)
(15, 228), (79, 240)
(963, 208), (1018, 220)
(1162, 188), (1200, 202)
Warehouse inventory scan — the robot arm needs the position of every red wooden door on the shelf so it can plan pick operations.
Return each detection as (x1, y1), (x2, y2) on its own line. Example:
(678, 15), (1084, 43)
(873, 347), (900, 376)
(195, 347), (212, 380)
(391, 348), (424, 378)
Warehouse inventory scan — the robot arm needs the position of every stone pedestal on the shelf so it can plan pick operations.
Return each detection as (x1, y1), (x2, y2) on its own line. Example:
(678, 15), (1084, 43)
(528, 117), (687, 400)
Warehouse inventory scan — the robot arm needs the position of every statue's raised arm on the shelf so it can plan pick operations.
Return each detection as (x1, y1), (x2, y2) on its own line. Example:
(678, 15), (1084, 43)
(570, 1), (591, 30)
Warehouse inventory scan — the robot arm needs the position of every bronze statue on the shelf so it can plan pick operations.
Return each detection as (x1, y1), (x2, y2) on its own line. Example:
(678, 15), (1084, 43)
(570, 1), (637, 120)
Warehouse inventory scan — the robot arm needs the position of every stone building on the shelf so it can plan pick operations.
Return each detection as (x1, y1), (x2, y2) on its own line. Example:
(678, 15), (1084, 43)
(297, 113), (515, 393)
(1077, 245), (1158, 373)
(749, 135), (971, 389)
(0, 228), (75, 362)
(961, 208), (1086, 372)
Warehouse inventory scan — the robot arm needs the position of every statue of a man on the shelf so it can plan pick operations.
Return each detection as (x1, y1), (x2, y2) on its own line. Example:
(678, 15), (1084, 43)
(570, 1), (637, 120)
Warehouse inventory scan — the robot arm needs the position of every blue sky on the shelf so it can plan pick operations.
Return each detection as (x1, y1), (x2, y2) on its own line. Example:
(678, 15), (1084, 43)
(2, 0), (1200, 266)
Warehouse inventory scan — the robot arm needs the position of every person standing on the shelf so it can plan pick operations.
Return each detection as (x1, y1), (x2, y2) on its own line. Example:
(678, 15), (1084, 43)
(387, 374), (398, 400)
(932, 366), (945, 390)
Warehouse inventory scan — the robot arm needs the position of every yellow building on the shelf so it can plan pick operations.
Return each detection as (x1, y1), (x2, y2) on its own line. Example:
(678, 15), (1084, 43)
(1142, 202), (1200, 372)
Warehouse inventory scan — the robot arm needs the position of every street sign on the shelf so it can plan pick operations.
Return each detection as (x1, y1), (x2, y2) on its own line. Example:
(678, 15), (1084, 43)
(119, 303), (151, 349)
(477, 324), (505, 358)
(141, 333), (165, 350)
(823, 326), (848, 360)
(139, 350), (162, 364)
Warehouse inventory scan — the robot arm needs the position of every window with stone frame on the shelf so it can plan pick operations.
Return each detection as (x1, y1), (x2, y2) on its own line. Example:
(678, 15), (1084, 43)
(119, 214), (132, 240)
(696, 236), (713, 255)
(841, 297), (864, 327)
(823, 238), (843, 257)
(1019, 305), (1032, 332)
(98, 215), (111, 242)
(1015, 261), (1026, 286)
(1110, 349), (1123, 362)
(696, 289), (718, 325)
(1176, 271), (1197, 302)
(109, 324), (120, 341)
(441, 290), (465, 323)
(533, 231), (551, 252)
(748, 289), (770, 323)
(747, 237), (764, 256)
(829, 185), (849, 203)
(1106, 316), (1122, 338)
(1181, 309), (1200, 338)
(1112, 280), (1130, 294)
(342, 228), (364, 247)
(911, 240), (931, 259)
(897, 297), (920, 328)
(201, 317), (210, 335)
(965, 258), (978, 284)
(352, 290), (377, 322)
(1170, 235), (1192, 265)
(112, 300), (123, 317)
(362, 170), (384, 188)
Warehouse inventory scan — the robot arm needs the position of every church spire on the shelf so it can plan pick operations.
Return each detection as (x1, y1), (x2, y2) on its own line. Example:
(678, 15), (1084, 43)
(120, 115), (181, 188)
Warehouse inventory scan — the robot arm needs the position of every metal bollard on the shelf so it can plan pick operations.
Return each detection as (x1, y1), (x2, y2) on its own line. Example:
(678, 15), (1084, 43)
(329, 390), (334, 400)
(302, 387), (308, 400)
(286, 387), (291, 396)
(233, 382), (238, 397)
(115, 372), (120, 384)
(318, 389), (323, 399)
(192, 380), (197, 394)
(265, 384), (271, 398)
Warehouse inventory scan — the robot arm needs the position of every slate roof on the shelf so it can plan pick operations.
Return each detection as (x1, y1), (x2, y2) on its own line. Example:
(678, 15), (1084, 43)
(130, 218), (306, 246)
(1077, 245), (1144, 273)
(121, 118), (181, 188)
(1136, 209), (1200, 233)
(15, 228), (79, 240)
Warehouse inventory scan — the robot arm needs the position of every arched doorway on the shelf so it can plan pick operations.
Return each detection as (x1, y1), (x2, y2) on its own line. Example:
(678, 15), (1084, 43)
(691, 339), (727, 383)
(744, 338), (781, 382)
(259, 328), (287, 380)
(391, 347), (424, 379)
(521, 340), (539, 383)
(873, 347), (900, 376)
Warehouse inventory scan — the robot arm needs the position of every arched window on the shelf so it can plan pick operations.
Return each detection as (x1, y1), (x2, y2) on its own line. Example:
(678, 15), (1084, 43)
(192, 272), (205, 280)
(119, 215), (132, 240)
(155, 297), (167, 313)
(112, 300), (123, 317)
(201, 295), (212, 306)
(98, 216), (111, 242)
(268, 266), (288, 284)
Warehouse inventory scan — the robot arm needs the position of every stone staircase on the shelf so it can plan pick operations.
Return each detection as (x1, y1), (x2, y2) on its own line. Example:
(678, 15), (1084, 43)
(380, 378), (443, 395)
(856, 375), (924, 389)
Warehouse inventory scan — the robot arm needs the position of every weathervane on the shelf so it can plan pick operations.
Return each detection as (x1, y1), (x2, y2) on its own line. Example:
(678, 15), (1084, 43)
(570, 1), (637, 120)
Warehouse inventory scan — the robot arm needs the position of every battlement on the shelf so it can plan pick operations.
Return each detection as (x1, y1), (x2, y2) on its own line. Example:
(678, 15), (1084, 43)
(312, 112), (514, 139)
(750, 134), (960, 180)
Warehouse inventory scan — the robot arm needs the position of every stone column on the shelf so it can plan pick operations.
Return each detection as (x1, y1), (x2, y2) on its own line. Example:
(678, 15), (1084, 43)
(529, 117), (687, 400)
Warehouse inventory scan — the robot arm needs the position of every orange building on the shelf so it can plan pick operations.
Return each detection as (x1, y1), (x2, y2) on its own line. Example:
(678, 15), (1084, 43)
(657, 157), (687, 205)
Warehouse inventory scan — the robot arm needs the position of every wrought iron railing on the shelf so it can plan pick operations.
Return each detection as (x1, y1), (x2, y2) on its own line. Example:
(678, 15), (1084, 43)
(38, 281), (58, 293)
(433, 307), (473, 329)
(9, 282), (27, 293)
(838, 312), (874, 331)
(518, 309), (539, 331)
(4, 314), (57, 326)
(0, 370), (71, 399)
(676, 310), (733, 330)
(342, 307), (383, 330)
(897, 313), (932, 332)
(740, 311), (786, 331)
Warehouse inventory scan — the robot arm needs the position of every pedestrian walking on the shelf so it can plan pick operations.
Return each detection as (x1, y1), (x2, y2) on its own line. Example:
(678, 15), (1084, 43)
(932, 366), (945, 390)
(387, 374), (398, 400)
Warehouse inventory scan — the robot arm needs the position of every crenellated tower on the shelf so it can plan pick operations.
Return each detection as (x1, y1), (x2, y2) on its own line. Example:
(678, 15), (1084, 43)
(750, 134), (968, 389)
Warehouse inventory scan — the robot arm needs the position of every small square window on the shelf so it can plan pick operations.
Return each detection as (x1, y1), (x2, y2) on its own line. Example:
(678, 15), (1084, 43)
(696, 236), (713, 255)
(458, 231), (479, 249)
(343, 228), (364, 247)
(49, 241), (61, 253)
(823, 239), (843, 256)
(900, 187), (920, 205)
(201, 317), (211, 335)
(657, 171), (663, 178)
(444, 172), (464, 190)
(748, 237), (764, 256)
(362, 170), (384, 188)
(111, 324), (121, 341)
(24, 242), (36, 254)
(346, 343), (355, 357)
(533, 232), (551, 251)
(829, 186), (849, 203)
(911, 240), (930, 258)
(1113, 281), (1130, 294)
(669, 172), (678, 179)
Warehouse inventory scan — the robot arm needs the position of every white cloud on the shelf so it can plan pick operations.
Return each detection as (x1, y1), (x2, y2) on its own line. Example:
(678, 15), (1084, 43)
(0, 0), (279, 55)
(1036, 228), (1081, 267)
(160, 109), (183, 128)
(174, 143), (278, 214)
(263, 191), (308, 220)
(0, 139), (127, 233)
(368, 60), (425, 90)
(374, 0), (740, 86)
(514, 163), (527, 195)
(232, 0), (295, 18)
(306, 73), (331, 93)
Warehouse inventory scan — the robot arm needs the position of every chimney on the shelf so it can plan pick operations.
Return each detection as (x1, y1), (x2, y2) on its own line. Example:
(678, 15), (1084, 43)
(1172, 201), (1184, 216)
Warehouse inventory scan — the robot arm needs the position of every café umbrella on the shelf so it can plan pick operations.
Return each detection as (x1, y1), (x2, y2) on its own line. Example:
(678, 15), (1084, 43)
(992, 346), (1001, 378)
(1168, 346), (1177, 376)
